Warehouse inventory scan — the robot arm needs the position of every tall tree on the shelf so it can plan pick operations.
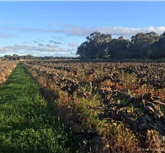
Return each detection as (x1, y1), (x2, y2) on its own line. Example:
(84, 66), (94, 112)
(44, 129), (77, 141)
(77, 32), (112, 59)
(151, 32), (165, 58)
(129, 32), (159, 58)
(106, 37), (130, 59)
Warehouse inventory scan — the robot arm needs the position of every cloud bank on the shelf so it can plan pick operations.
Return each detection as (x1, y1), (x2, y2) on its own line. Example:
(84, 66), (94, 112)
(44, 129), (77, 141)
(0, 33), (16, 38)
(1, 25), (165, 39)
(0, 44), (74, 57)
(56, 26), (165, 38)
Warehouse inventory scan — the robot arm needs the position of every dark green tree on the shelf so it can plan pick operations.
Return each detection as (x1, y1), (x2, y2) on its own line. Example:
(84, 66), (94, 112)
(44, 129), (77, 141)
(106, 37), (130, 59)
(77, 32), (112, 59)
(151, 32), (165, 58)
(129, 32), (159, 58)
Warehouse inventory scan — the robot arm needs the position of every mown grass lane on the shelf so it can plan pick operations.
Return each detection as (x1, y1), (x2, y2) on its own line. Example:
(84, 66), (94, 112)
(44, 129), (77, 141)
(0, 63), (70, 153)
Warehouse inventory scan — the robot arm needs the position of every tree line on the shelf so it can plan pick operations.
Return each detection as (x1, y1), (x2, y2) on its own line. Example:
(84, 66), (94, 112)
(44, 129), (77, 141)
(1, 54), (77, 61)
(76, 31), (165, 59)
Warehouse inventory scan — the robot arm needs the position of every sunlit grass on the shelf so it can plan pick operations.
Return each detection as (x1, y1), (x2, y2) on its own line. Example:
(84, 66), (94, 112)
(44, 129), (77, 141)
(0, 63), (71, 153)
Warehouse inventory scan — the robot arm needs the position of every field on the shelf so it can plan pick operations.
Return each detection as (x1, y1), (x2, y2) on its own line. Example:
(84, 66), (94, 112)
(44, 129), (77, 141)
(0, 60), (165, 152)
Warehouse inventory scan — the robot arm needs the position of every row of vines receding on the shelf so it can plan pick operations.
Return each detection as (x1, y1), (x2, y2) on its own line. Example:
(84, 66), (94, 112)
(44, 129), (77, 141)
(0, 61), (18, 86)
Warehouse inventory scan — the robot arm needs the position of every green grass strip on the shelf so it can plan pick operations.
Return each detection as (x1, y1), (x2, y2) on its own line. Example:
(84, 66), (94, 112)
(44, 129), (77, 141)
(0, 63), (70, 153)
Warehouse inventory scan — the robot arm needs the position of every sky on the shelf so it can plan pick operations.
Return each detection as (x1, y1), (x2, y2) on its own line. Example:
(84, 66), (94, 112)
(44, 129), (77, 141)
(0, 1), (165, 57)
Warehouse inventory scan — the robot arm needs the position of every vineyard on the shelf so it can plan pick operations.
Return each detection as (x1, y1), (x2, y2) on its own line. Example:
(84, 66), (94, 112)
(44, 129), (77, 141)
(0, 60), (165, 152)
(23, 60), (165, 152)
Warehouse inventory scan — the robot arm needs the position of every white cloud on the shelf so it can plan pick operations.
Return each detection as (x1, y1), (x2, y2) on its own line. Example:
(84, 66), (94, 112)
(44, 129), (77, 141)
(53, 25), (165, 38)
(59, 26), (165, 38)
(68, 42), (79, 47)
(97, 27), (141, 36)
(38, 43), (44, 47)
(53, 36), (63, 40)
(0, 44), (73, 57)
(33, 41), (39, 43)
(20, 27), (57, 33)
(146, 26), (165, 34)
(56, 25), (93, 36)
(49, 40), (62, 45)
(1, 25), (165, 38)
(0, 33), (16, 38)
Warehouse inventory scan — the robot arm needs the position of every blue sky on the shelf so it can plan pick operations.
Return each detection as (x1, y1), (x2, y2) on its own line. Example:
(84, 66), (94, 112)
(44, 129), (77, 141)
(0, 1), (165, 57)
